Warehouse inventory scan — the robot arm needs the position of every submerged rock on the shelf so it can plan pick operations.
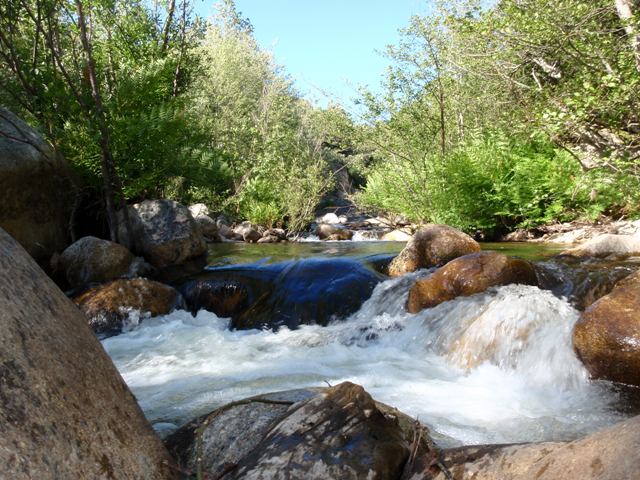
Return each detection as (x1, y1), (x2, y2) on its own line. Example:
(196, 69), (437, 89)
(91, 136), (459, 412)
(119, 199), (207, 268)
(429, 414), (640, 480)
(407, 252), (537, 313)
(179, 258), (383, 330)
(0, 107), (75, 262)
(573, 270), (640, 386)
(389, 225), (480, 277)
(74, 278), (184, 337)
(59, 235), (148, 288)
(165, 382), (425, 480)
(0, 227), (174, 479)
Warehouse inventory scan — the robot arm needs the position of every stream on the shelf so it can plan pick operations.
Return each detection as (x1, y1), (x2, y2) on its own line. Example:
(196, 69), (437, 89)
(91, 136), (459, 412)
(102, 241), (639, 447)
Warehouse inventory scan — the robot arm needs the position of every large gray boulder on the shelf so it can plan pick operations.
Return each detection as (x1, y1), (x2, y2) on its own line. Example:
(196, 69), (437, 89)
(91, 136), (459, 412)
(0, 227), (175, 479)
(0, 108), (74, 262)
(120, 199), (207, 268)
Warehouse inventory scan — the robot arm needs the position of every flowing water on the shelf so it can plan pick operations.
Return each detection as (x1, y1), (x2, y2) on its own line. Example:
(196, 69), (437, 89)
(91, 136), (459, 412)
(102, 241), (634, 446)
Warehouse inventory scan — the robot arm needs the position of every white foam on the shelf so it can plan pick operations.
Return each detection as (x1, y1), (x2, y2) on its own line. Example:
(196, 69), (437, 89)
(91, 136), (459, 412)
(103, 277), (624, 445)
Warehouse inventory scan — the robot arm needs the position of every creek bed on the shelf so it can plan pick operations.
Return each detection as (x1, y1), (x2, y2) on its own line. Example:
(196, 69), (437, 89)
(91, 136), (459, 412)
(102, 241), (640, 446)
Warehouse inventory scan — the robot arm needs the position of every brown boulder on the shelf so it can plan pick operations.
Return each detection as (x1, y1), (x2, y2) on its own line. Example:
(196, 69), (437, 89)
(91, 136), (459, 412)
(407, 251), (537, 313)
(426, 414), (640, 480)
(0, 227), (174, 479)
(389, 225), (480, 277)
(573, 270), (640, 386)
(0, 108), (75, 262)
(166, 382), (417, 480)
(60, 236), (145, 288)
(74, 278), (184, 337)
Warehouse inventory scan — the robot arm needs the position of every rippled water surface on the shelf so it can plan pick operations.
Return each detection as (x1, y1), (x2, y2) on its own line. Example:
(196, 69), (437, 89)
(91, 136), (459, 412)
(102, 241), (631, 446)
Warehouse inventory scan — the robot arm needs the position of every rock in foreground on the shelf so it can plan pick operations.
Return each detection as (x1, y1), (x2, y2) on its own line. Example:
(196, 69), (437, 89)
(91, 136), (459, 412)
(430, 414), (640, 480)
(573, 270), (640, 386)
(165, 382), (425, 480)
(74, 278), (184, 337)
(389, 225), (480, 277)
(0, 227), (174, 479)
(407, 252), (537, 313)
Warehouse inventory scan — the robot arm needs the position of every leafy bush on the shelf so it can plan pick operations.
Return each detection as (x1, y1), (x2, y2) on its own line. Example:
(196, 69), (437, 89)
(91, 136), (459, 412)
(357, 132), (629, 232)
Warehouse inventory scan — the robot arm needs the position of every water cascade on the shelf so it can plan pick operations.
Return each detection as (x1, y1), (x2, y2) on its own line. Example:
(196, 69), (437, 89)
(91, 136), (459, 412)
(103, 269), (625, 446)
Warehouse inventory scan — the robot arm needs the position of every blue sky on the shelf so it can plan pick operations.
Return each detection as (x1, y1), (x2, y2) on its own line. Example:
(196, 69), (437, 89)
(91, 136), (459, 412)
(195, 1), (428, 108)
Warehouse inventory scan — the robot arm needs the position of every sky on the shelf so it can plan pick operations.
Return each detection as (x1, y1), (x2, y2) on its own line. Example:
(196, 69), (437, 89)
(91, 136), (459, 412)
(195, 0), (429, 109)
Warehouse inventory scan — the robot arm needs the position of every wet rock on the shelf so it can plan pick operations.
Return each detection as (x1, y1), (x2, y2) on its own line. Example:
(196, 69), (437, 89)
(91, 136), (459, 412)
(536, 256), (639, 310)
(407, 252), (537, 313)
(573, 270), (640, 386)
(73, 278), (184, 337)
(178, 258), (383, 330)
(0, 227), (174, 480)
(0, 108), (75, 262)
(316, 223), (353, 240)
(165, 382), (416, 480)
(119, 199), (207, 268)
(389, 225), (480, 277)
(382, 229), (412, 242)
(428, 414), (640, 480)
(561, 233), (640, 258)
(179, 278), (249, 318)
(326, 229), (354, 241)
(60, 236), (147, 288)
(233, 221), (262, 243)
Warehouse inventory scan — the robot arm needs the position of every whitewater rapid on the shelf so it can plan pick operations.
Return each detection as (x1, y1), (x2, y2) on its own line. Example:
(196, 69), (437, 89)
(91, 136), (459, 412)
(103, 273), (624, 446)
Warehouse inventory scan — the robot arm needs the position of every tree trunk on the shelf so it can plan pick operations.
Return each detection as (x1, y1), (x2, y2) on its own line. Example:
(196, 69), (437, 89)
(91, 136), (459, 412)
(615, 0), (640, 73)
(75, 0), (133, 246)
(160, 0), (176, 53)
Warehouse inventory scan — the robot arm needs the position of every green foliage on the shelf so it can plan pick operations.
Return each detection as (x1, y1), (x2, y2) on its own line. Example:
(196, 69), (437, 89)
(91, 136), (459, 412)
(356, 0), (640, 232)
(358, 132), (638, 231)
(189, 5), (330, 230)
